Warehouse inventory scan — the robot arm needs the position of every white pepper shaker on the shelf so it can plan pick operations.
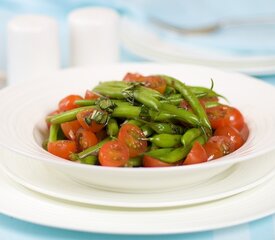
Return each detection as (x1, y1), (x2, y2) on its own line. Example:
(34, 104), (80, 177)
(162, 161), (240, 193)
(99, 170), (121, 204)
(7, 15), (60, 85)
(69, 7), (120, 66)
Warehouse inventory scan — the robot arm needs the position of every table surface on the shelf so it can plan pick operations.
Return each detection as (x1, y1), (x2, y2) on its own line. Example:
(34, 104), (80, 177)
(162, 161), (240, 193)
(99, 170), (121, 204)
(1, 50), (275, 240)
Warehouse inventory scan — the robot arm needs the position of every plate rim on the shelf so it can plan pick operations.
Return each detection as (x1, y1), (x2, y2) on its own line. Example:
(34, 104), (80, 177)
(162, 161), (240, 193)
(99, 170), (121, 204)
(1, 147), (275, 208)
(0, 163), (274, 234)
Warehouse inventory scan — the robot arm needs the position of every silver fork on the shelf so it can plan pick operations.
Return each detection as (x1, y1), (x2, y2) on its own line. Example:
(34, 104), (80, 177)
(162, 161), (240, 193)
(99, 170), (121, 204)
(149, 15), (275, 35)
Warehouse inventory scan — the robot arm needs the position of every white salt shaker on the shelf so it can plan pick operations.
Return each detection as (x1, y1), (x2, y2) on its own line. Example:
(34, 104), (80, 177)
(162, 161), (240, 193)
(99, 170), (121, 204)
(69, 7), (120, 66)
(7, 15), (60, 85)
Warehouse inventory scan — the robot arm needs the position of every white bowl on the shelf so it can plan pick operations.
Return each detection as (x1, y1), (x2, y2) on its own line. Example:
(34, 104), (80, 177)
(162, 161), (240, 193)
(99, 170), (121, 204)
(1, 63), (275, 193)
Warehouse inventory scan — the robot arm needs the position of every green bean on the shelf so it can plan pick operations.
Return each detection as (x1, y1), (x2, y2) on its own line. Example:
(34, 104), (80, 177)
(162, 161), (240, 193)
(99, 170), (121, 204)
(93, 85), (125, 99)
(98, 81), (129, 88)
(133, 88), (161, 111)
(161, 75), (212, 134)
(157, 146), (191, 163)
(181, 128), (202, 146)
(149, 110), (176, 122)
(112, 105), (141, 119)
(145, 148), (174, 159)
(75, 99), (96, 106)
(70, 137), (111, 160)
(80, 155), (98, 165)
(158, 135), (207, 163)
(164, 86), (177, 96)
(160, 103), (200, 126)
(126, 120), (143, 127)
(106, 118), (119, 137)
(47, 106), (93, 124)
(166, 94), (182, 100)
(143, 122), (185, 134)
(193, 135), (206, 145)
(125, 156), (143, 167)
(148, 134), (182, 148)
(99, 81), (163, 97)
(48, 124), (60, 142)
(189, 86), (219, 98)
(141, 125), (154, 137)
(204, 101), (220, 108)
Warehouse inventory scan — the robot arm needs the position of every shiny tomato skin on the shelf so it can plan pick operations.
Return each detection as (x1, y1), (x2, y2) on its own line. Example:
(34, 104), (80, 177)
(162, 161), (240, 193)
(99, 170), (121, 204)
(240, 123), (249, 141)
(118, 123), (147, 158)
(58, 95), (83, 112)
(143, 155), (178, 167)
(76, 108), (105, 133)
(204, 136), (235, 161)
(99, 140), (129, 167)
(76, 128), (98, 151)
(61, 120), (81, 140)
(184, 141), (208, 165)
(123, 72), (167, 94)
(206, 105), (244, 131)
(214, 125), (244, 150)
(47, 140), (77, 160)
(84, 90), (100, 100)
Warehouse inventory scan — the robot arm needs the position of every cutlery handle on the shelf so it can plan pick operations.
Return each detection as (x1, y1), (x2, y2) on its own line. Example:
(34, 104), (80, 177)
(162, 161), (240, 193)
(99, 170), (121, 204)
(221, 15), (275, 28)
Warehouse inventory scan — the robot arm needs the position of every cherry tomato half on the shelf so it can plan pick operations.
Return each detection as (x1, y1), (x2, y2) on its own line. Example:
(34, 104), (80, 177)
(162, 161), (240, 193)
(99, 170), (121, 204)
(99, 140), (129, 167)
(214, 125), (244, 150)
(183, 141), (208, 165)
(204, 136), (235, 161)
(61, 120), (81, 140)
(118, 123), (147, 158)
(76, 128), (98, 151)
(48, 140), (77, 160)
(76, 108), (105, 133)
(240, 123), (249, 141)
(58, 95), (83, 112)
(206, 105), (244, 131)
(143, 155), (178, 167)
(123, 72), (167, 94)
(84, 90), (100, 100)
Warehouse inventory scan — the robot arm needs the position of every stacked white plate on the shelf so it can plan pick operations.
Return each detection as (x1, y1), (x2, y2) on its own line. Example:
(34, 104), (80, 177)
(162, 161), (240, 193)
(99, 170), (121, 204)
(0, 63), (275, 234)
(121, 18), (275, 75)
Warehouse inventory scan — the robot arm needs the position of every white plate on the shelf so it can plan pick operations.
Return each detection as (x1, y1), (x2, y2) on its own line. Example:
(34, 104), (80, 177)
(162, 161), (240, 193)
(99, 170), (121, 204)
(0, 63), (275, 193)
(1, 147), (275, 208)
(0, 161), (274, 234)
(121, 18), (275, 75)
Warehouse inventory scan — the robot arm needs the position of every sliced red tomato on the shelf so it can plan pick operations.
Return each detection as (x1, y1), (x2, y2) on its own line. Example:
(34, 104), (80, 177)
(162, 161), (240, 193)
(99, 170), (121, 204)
(118, 123), (147, 157)
(47, 140), (77, 160)
(206, 105), (244, 131)
(76, 128), (98, 151)
(204, 136), (235, 161)
(61, 120), (81, 140)
(76, 108), (105, 133)
(58, 95), (83, 112)
(183, 141), (208, 165)
(84, 90), (100, 100)
(123, 72), (167, 94)
(98, 140), (129, 167)
(143, 155), (177, 167)
(240, 123), (249, 141)
(214, 125), (244, 150)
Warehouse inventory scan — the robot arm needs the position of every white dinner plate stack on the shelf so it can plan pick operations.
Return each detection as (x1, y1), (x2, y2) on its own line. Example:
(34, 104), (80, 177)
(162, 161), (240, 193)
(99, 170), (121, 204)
(0, 63), (275, 234)
(120, 18), (275, 76)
